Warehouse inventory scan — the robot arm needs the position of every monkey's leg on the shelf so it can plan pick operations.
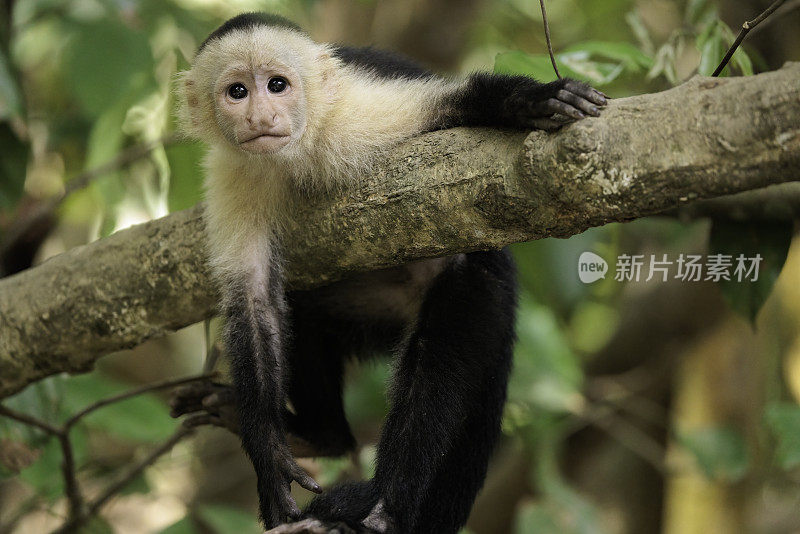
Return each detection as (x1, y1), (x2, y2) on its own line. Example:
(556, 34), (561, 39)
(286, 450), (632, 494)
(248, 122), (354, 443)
(369, 250), (516, 533)
(285, 295), (356, 457)
(411, 361), (511, 533)
(306, 251), (516, 533)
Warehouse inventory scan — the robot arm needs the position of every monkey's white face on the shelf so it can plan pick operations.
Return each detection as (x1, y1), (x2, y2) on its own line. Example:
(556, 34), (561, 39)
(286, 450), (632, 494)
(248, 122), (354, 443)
(215, 63), (307, 154)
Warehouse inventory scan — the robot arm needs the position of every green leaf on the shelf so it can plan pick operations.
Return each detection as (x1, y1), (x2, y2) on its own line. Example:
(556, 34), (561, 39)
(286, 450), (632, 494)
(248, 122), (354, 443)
(83, 517), (115, 534)
(159, 517), (200, 534)
(685, 0), (711, 25)
(0, 48), (23, 119)
(63, 20), (154, 117)
(61, 374), (175, 443)
(562, 41), (653, 70)
(678, 426), (750, 482)
(1, 375), (67, 438)
(765, 402), (800, 470)
(0, 122), (29, 210)
(117, 471), (151, 495)
(496, 45), (646, 87)
(709, 219), (792, 322)
(569, 301), (618, 354)
(716, 22), (754, 76)
(495, 51), (560, 81)
(625, 12), (654, 56)
(19, 439), (64, 501)
(558, 53), (625, 85)
(197, 505), (262, 534)
(514, 502), (562, 534)
(732, 47), (754, 76)
(698, 23), (724, 76)
(166, 140), (205, 212)
(508, 298), (583, 415)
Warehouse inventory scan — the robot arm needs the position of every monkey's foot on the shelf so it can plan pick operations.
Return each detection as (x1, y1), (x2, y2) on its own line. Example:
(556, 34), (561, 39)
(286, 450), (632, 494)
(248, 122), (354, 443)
(511, 78), (608, 131)
(266, 518), (361, 534)
(260, 444), (324, 527)
(169, 381), (240, 433)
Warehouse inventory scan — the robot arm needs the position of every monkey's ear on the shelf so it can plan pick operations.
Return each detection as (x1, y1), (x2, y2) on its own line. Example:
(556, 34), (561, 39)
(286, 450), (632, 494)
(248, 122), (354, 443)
(175, 72), (203, 137)
(317, 52), (340, 103)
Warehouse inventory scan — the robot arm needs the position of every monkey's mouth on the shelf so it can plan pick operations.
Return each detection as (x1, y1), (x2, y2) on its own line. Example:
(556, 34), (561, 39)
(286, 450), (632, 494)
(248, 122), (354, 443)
(241, 132), (290, 143)
(239, 132), (292, 152)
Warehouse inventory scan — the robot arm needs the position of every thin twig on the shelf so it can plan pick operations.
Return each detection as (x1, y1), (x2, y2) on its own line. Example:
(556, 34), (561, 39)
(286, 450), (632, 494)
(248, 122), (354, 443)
(86, 424), (195, 516)
(62, 134), (181, 200)
(590, 411), (667, 473)
(57, 433), (83, 520)
(539, 0), (561, 79)
(0, 405), (61, 435)
(752, 0), (800, 34)
(1, 372), (215, 533)
(712, 0), (787, 76)
(0, 405), (84, 519)
(63, 372), (217, 429)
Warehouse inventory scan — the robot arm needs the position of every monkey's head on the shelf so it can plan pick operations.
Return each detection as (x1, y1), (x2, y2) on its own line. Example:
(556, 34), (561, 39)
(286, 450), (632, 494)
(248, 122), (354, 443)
(178, 14), (337, 157)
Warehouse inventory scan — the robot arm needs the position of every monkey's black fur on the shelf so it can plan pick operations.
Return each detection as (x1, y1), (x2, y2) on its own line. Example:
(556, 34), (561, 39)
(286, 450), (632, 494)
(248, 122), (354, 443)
(199, 12), (305, 52)
(332, 45), (435, 81)
(189, 13), (607, 534)
(291, 250), (517, 534)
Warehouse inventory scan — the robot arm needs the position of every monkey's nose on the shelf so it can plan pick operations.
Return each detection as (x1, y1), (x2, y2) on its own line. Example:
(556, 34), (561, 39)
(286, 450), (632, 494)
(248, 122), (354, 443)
(249, 113), (278, 130)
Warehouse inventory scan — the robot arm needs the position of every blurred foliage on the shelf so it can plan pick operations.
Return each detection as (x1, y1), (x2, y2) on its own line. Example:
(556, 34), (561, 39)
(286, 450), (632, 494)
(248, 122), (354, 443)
(709, 220), (793, 322)
(1, 0), (799, 533)
(677, 426), (750, 482)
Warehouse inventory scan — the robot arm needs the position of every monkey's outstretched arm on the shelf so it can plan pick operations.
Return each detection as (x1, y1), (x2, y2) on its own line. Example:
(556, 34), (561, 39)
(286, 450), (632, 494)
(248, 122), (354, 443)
(223, 261), (322, 527)
(436, 74), (607, 131)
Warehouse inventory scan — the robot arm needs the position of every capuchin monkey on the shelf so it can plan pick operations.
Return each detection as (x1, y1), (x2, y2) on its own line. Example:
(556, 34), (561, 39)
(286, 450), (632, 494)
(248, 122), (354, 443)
(172, 12), (606, 534)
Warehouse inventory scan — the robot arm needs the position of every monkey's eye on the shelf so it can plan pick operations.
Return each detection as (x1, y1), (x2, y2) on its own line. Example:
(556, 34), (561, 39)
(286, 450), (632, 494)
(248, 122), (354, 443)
(227, 83), (248, 100)
(267, 77), (288, 93)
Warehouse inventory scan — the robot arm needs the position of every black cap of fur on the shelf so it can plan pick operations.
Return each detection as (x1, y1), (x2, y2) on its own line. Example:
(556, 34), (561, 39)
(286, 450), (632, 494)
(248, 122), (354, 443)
(198, 12), (304, 52)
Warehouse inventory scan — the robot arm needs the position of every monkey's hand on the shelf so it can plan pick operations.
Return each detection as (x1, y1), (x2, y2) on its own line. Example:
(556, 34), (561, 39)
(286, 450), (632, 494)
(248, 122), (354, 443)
(170, 381), (321, 524)
(506, 78), (607, 131)
(170, 381), (241, 433)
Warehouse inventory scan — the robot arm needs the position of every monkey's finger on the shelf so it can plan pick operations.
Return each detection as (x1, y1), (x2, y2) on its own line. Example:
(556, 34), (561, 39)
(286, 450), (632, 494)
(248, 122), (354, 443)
(180, 413), (225, 429)
(536, 98), (585, 120)
(293, 470), (322, 493)
(202, 388), (237, 409)
(173, 381), (215, 398)
(283, 486), (303, 519)
(170, 382), (216, 413)
(563, 80), (607, 106)
(169, 395), (205, 417)
(556, 89), (601, 117)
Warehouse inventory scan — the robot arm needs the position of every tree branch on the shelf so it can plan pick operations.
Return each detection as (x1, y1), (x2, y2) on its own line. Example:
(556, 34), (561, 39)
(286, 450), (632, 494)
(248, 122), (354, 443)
(1, 64), (799, 397)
